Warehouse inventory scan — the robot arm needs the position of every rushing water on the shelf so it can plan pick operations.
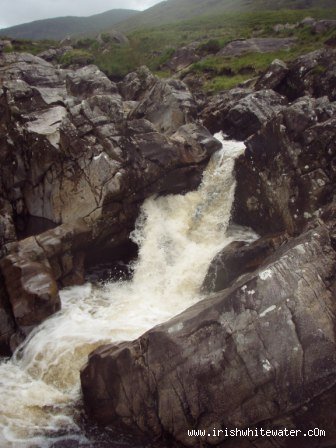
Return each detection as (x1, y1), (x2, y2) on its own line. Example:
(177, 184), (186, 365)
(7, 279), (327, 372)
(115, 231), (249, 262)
(0, 134), (258, 447)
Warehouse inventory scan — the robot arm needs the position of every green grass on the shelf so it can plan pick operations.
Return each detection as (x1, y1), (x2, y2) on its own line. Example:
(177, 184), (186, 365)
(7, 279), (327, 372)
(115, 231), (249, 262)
(206, 74), (253, 92)
(4, 39), (58, 55)
(4, 7), (336, 88)
(88, 7), (336, 81)
(59, 49), (94, 67)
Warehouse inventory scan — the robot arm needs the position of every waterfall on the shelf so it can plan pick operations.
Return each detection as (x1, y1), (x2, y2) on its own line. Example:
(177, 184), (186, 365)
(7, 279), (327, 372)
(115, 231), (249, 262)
(0, 134), (258, 447)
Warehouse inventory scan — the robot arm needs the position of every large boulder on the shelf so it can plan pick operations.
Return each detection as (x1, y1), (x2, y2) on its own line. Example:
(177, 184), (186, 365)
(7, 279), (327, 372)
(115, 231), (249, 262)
(0, 220), (91, 348)
(255, 59), (289, 91)
(201, 88), (287, 140)
(202, 232), (288, 293)
(81, 225), (336, 447)
(233, 95), (336, 236)
(165, 42), (201, 72)
(130, 77), (197, 135)
(118, 65), (157, 101)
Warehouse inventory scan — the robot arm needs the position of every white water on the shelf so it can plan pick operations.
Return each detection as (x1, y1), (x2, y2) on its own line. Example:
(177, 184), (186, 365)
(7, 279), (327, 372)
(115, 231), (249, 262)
(0, 134), (257, 447)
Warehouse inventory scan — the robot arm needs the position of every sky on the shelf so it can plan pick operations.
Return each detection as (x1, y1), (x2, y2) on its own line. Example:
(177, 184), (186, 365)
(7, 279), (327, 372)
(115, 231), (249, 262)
(0, 0), (163, 28)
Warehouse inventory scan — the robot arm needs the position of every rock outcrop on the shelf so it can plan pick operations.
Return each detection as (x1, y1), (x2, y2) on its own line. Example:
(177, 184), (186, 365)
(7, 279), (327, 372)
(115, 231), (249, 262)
(201, 88), (287, 140)
(0, 220), (91, 349)
(81, 225), (336, 447)
(0, 53), (220, 353)
(202, 232), (288, 293)
(218, 37), (297, 57)
(273, 48), (336, 101)
(234, 95), (336, 235)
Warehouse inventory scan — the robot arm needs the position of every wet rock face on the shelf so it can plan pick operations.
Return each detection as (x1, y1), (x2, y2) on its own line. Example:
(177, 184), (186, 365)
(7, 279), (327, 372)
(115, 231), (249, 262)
(81, 226), (336, 447)
(202, 232), (288, 293)
(234, 95), (336, 236)
(0, 275), (15, 355)
(0, 220), (91, 349)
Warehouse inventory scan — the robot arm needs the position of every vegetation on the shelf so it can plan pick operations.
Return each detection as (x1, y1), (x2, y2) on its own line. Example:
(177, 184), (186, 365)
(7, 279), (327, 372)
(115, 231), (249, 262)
(59, 49), (94, 67)
(91, 7), (336, 84)
(3, 6), (336, 89)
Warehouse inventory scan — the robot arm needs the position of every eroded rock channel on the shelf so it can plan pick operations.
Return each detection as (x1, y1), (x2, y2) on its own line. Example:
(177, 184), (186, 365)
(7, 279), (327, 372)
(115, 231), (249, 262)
(0, 47), (336, 448)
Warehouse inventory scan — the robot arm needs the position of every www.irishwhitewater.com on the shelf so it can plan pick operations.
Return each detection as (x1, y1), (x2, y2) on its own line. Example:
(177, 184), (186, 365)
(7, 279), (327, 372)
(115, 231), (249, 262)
(188, 427), (326, 438)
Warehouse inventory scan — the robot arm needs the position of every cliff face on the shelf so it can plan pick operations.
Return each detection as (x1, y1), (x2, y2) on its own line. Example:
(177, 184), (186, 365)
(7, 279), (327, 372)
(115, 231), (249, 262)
(0, 53), (220, 353)
(81, 48), (336, 447)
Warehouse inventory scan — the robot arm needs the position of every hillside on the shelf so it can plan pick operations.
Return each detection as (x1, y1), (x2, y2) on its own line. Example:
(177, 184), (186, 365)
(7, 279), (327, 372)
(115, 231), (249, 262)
(116, 0), (336, 31)
(0, 9), (139, 41)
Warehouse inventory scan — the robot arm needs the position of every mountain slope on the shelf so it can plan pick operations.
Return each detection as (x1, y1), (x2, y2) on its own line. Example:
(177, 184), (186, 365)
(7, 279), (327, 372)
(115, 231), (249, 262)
(116, 0), (336, 31)
(0, 9), (139, 41)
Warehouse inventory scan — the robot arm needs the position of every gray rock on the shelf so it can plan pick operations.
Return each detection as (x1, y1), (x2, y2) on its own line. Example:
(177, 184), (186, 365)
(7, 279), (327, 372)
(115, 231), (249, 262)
(131, 77), (197, 135)
(255, 59), (289, 91)
(202, 88), (287, 140)
(312, 20), (336, 34)
(276, 48), (336, 101)
(0, 220), (91, 349)
(202, 233), (289, 293)
(165, 42), (201, 72)
(66, 65), (119, 97)
(38, 46), (73, 63)
(81, 226), (336, 447)
(218, 37), (297, 57)
(119, 66), (157, 101)
(97, 30), (129, 46)
(233, 96), (336, 236)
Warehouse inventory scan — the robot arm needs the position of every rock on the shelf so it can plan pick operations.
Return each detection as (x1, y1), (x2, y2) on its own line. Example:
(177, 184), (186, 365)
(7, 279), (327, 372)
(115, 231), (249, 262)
(0, 199), (16, 258)
(97, 30), (129, 46)
(218, 37), (297, 57)
(130, 78), (197, 135)
(0, 237), (60, 338)
(202, 232), (288, 293)
(255, 59), (289, 91)
(312, 20), (336, 34)
(233, 96), (336, 236)
(118, 66), (157, 101)
(165, 42), (201, 72)
(38, 46), (73, 63)
(81, 226), (336, 447)
(201, 88), (287, 140)
(171, 122), (222, 163)
(300, 17), (316, 27)
(273, 22), (298, 33)
(66, 65), (119, 97)
(0, 274), (15, 355)
(0, 220), (91, 344)
(275, 48), (336, 101)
